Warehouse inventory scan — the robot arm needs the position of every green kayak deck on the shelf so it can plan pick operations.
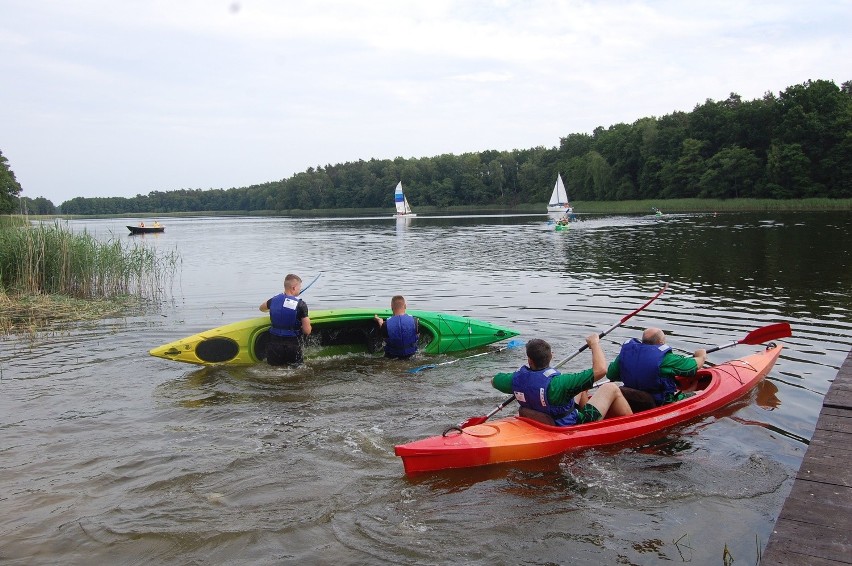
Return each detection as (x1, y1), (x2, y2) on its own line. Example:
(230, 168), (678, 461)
(149, 308), (520, 366)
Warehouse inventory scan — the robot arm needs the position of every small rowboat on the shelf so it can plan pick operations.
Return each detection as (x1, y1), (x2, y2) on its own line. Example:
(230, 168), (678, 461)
(395, 344), (783, 474)
(149, 308), (520, 366)
(127, 225), (165, 234)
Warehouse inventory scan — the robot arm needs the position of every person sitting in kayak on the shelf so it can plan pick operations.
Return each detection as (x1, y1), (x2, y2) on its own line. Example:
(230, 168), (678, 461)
(374, 295), (419, 360)
(606, 327), (707, 406)
(491, 335), (632, 426)
(260, 273), (312, 365)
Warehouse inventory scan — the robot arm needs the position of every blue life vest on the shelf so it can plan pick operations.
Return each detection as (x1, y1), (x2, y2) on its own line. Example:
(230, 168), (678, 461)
(269, 293), (301, 337)
(385, 314), (418, 357)
(511, 366), (578, 426)
(618, 338), (674, 404)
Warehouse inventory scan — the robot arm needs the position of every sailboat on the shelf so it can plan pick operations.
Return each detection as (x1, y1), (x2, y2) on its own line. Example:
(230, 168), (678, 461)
(394, 181), (416, 217)
(546, 173), (573, 215)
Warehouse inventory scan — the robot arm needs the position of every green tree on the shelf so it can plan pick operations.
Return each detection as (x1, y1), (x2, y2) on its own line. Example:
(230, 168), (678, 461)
(660, 138), (706, 198)
(20, 196), (57, 214)
(698, 146), (762, 198)
(486, 158), (506, 202)
(764, 142), (815, 198)
(585, 150), (613, 200)
(0, 150), (23, 214)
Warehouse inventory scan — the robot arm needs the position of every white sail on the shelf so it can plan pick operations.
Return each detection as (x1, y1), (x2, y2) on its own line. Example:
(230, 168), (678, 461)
(394, 182), (416, 216)
(548, 174), (568, 206)
(547, 173), (572, 213)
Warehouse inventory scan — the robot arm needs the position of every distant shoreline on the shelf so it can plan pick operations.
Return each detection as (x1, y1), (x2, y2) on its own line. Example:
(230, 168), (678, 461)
(16, 197), (852, 220)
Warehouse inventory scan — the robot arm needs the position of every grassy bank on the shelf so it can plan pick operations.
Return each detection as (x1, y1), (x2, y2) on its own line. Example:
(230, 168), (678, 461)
(0, 218), (179, 333)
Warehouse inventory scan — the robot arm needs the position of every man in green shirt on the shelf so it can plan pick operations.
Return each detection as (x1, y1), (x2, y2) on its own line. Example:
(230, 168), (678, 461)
(491, 335), (633, 426)
(606, 327), (707, 406)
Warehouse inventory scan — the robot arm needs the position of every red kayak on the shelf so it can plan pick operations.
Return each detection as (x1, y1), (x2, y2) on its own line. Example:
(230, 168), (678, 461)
(395, 344), (783, 474)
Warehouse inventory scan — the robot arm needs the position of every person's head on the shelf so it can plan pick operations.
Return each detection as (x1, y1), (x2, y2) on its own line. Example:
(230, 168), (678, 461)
(526, 338), (552, 370)
(642, 327), (666, 345)
(284, 273), (302, 294)
(391, 295), (406, 312)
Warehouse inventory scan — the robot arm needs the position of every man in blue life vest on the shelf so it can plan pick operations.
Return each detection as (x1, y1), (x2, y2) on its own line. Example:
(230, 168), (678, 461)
(259, 273), (312, 365)
(374, 295), (419, 360)
(606, 327), (707, 406)
(491, 335), (633, 426)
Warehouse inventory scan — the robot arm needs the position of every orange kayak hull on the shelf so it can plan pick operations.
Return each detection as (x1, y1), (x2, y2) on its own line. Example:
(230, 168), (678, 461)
(395, 345), (783, 474)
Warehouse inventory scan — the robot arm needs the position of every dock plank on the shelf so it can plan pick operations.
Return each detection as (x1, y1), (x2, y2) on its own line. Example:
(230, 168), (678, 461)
(762, 348), (852, 565)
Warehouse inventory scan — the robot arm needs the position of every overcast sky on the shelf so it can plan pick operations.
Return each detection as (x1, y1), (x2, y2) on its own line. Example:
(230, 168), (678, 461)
(1, 1), (849, 205)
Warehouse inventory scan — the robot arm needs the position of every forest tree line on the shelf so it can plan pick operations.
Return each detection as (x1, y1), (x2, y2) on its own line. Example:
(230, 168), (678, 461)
(3, 79), (850, 216)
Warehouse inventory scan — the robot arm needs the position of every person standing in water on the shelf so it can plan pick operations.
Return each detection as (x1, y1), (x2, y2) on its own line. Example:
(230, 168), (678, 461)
(260, 274), (312, 365)
(374, 295), (419, 359)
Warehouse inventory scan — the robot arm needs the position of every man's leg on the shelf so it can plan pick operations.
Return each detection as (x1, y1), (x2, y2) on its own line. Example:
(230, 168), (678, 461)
(588, 383), (633, 418)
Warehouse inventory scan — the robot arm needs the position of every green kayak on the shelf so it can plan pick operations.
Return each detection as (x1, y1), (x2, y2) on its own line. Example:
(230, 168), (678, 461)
(149, 308), (520, 366)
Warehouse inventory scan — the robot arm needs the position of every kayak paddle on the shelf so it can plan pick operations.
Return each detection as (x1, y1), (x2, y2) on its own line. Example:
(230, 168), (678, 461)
(408, 339), (525, 374)
(553, 282), (669, 369)
(449, 283), (670, 431)
(299, 272), (322, 295)
(705, 322), (791, 353)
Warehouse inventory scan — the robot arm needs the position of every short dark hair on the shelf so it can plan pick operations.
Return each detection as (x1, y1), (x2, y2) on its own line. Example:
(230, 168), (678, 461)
(526, 338), (552, 369)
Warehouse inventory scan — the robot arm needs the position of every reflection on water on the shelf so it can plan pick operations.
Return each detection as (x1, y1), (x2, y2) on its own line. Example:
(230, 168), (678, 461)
(2, 212), (851, 564)
(756, 378), (781, 410)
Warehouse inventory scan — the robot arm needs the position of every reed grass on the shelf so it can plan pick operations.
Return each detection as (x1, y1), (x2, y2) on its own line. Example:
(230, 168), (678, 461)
(0, 219), (179, 333)
(0, 291), (143, 335)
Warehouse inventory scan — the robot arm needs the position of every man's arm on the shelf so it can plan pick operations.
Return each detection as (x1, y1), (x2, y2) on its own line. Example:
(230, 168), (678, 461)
(587, 334), (607, 381)
(605, 355), (621, 380)
(299, 301), (311, 335)
(491, 372), (514, 394)
(547, 369), (595, 404)
(662, 351), (702, 377)
(692, 348), (707, 369)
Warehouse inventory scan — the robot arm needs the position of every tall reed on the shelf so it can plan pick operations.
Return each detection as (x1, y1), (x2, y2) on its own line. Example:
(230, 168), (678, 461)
(0, 220), (179, 301)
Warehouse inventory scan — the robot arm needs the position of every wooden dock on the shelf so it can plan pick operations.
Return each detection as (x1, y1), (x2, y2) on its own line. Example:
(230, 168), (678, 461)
(761, 348), (852, 565)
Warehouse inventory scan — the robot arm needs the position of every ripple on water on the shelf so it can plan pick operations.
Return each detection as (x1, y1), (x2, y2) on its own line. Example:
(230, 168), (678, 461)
(2, 213), (850, 564)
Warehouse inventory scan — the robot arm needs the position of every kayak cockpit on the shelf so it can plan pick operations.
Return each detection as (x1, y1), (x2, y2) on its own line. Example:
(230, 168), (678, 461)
(515, 375), (718, 426)
(252, 320), (437, 360)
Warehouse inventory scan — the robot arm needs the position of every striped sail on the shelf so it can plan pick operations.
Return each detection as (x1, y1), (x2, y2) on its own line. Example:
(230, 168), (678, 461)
(394, 182), (412, 215)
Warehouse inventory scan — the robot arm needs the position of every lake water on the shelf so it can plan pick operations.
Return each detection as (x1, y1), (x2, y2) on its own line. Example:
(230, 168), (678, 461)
(2, 212), (851, 565)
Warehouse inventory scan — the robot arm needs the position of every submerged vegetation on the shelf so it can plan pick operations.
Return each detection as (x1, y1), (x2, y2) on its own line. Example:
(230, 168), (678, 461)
(0, 218), (179, 333)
